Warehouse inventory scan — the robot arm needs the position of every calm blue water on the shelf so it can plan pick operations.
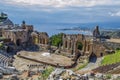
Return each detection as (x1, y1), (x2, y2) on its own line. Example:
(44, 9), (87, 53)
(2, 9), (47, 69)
(33, 22), (120, 37)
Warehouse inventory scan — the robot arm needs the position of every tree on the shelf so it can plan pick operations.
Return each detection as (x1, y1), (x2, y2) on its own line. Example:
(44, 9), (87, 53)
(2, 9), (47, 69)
(77, 42), (83, 50)
(50, 33), (64, 47)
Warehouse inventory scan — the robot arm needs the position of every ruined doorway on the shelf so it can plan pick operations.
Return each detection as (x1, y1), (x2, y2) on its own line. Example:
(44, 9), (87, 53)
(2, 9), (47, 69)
(100, 53), (103, 57)
(6, 46), (11, 53)
(89, 52), (97, 63)
(16, 39), (21, 46)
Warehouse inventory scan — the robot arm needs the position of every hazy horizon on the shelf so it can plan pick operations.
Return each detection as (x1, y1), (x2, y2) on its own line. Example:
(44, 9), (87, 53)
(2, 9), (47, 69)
(0, 0), (120, 36)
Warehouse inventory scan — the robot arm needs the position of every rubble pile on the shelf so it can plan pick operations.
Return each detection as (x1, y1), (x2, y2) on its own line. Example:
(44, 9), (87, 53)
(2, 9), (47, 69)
(47, 69), (120, 80)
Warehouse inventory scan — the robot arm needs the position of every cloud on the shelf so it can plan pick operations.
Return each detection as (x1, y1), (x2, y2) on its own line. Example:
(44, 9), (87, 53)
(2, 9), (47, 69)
(2, 0), (120, 8)
(109, 11), (120, 16)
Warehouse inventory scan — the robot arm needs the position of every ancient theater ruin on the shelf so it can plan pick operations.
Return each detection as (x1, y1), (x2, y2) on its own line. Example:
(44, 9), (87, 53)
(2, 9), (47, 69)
(61, 26), (109, 62)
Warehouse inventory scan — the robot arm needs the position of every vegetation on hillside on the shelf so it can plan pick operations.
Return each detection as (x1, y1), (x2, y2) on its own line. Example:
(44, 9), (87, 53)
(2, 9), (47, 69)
(102, 50), (120, 65)
(50, 33), (64, 47)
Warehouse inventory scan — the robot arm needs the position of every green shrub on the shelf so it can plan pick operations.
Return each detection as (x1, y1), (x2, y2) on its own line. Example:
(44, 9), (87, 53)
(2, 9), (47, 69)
(106, 74), (112, 79)
(50, 33), (64, 47)
(41, 66), (54, 79)
(77, 42), (83, 50)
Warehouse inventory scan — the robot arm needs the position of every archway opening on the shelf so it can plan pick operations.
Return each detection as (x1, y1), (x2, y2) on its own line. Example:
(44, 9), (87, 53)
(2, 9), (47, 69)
(65, 41), (67, 48)
(6, 46), (11, 53)
(16, 39), (21, 46)
(100, 53), (103, 57)
(89, 52), (97, 63)
(77, 42), (83, 50)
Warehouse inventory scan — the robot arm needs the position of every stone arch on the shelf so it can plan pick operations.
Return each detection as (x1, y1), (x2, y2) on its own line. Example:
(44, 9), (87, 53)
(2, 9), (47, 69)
(16, 39), (21, 46)
(89, 52), (97, 63)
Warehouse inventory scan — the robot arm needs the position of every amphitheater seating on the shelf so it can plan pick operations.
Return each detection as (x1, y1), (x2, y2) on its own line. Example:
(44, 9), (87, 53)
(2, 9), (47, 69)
(0, 51), (11, 67)
(92, 63), (120, 73)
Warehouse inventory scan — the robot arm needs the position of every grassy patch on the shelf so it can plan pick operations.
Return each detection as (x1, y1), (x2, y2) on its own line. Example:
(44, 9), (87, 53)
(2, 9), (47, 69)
(73, 60), (88, 71)
(106, 74), (112, 79)
(39, 66), (54, 80)
(101, 50), (120, 65)
(77, 62), (88, 70)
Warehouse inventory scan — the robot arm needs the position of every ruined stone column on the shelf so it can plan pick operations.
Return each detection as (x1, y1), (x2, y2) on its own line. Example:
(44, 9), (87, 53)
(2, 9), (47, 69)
(73, 41), (76, 55)
(68, 40), (71, 49)
(41, 38), (43, 44)
(67, 40), (69, 49)
(71, 41), (74, 55)
(65, 40), (67, 48)
(39, 38), (41, 44)
(45, 39), (47, 44)
(83, 40), (86, 52)
(69, 40), (71, 49)
(86, 44), (88, 52)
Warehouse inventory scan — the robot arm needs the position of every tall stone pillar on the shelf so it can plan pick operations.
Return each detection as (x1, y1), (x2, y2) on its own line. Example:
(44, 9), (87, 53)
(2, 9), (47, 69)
(45, 39), (47, 44)
(68, 40), (71, 49)
(83, 40), (86, 52)
(63, 39), (65, 49)
(67, 41), (69, 49)
(69, 40), (71, 49)
(41, 39), (43, 44)
(73, 41), (76, 55)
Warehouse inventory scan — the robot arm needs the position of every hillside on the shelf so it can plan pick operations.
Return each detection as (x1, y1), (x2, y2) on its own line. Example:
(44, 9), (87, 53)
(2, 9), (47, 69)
(102, 50), (120, 65)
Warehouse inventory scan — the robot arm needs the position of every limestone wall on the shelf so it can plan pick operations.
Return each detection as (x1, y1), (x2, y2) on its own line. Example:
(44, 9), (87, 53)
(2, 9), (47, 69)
(62, 34), (108, 58)
(2, 29), (28, 45)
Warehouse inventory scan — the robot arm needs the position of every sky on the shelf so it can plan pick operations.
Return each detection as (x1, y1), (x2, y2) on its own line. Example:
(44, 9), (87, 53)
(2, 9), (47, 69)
(0, 0), (120, 25)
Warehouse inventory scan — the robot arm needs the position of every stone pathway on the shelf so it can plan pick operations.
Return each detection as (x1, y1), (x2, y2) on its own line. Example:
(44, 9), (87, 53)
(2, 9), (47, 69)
(76, 57), (103, 74)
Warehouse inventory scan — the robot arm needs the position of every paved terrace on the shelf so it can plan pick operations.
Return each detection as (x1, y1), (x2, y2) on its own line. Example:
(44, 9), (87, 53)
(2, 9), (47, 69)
(107, 39), (120, 43)
(16, 51), (74, 68)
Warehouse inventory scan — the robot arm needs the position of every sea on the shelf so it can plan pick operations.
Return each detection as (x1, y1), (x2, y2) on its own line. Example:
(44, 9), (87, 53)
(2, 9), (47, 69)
(33, 22), (120, 37)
